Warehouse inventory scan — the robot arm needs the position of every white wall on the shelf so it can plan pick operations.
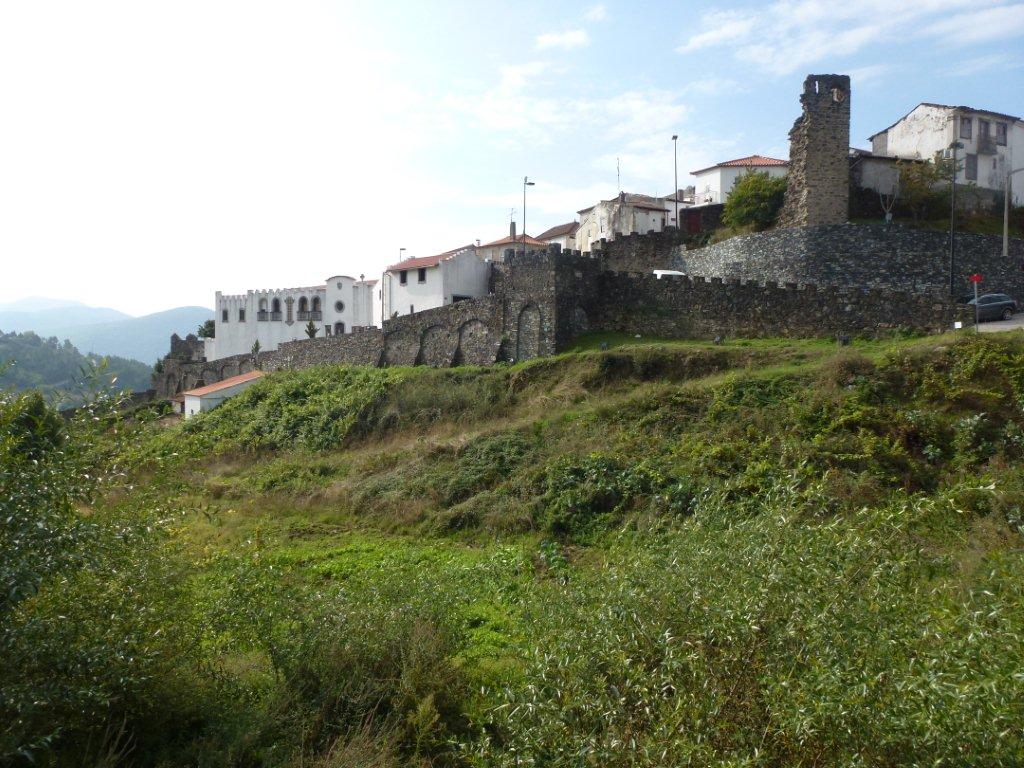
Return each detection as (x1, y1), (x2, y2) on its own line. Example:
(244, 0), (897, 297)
(381, 249), (490, 319)
(208, 276), (376, 361)
(183, 377), (261, 418)
(693, 166), (788, 205)
(875, 105), (1023, 203)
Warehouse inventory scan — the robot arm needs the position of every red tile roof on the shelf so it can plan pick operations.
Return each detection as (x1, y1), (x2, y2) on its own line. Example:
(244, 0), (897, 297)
(478, 234), (546, 248)
(537, 221), (579, 240)
(690, 155), (789, 175)
(386, 244), (476, 272)
(182, 370), (264, 398)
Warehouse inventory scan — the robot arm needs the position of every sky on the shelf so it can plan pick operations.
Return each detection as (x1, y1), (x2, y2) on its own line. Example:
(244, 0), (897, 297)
(1, 0), (1023, 315)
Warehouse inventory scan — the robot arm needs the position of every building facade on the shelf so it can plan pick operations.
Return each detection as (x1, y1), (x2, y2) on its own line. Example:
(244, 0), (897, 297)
(205, 275), (376, 361)
(536, 221), (580, 251)
(381, 245), (490, 319)
(690, 155), (789, 206)
(576, 192), (671, 253)
(869, 103), (1024, 204)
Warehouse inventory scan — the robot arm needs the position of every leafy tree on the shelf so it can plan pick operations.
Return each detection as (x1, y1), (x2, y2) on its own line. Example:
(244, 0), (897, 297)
(722, 171), (788, 231)
(305, 319), (318, 340)
(897, 157), (953, 224)
(197, 319), (215, 338)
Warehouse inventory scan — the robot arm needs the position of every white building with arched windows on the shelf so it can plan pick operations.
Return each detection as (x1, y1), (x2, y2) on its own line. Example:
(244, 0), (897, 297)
(204, 275), (378, 361)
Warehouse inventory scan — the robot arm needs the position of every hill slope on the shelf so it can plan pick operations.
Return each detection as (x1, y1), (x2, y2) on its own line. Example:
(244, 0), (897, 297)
(0, 330), (153, 406)
(0, 302), (213, 363)
(4, 332), (1024, 766)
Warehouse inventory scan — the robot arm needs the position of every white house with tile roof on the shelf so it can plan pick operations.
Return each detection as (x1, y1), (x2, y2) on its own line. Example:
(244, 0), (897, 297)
(536, 221), (580, 251)
(576, 192), (672, 253)
(868, 103), (1024, 204)
(206, 275), (377, 361)
(182, 370), (264, 418)
(380, 244), (490, 320)
(690, 155), (789, 206)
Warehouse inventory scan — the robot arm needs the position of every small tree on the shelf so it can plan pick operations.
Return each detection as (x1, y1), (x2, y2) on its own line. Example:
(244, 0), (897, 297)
(897, 158), (953, 224)
(304, 320), (318, 340)
(197, 319), (215, 339)
(722, 171), (788, 231)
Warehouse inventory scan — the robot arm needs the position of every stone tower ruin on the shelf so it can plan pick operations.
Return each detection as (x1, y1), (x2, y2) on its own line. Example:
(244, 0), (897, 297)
(778, 74), (850, 228)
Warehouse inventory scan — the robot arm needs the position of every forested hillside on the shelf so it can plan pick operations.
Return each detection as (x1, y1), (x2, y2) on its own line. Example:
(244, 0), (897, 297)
(3, 332), (1023, 766)
(0, 330), (152, 406)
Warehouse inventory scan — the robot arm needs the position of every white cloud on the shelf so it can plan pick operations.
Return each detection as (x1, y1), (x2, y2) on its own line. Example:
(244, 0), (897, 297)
(846, 64), (890, 86)
(584, 4), (607, 22)
(681, 77), (744, 96)
(924, 4), (1024, 45)
(675, 0), (1017, 75)
(941, 53), (1024, 76)
(536, 29), (590, 50)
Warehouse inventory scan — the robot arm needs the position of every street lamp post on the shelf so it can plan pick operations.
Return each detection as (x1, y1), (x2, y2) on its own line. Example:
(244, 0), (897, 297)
(671, 134), (679, 230)
(948, 141), (963, 297)
(523, 176), (535, 254)
(1004, 167), (1024, 260)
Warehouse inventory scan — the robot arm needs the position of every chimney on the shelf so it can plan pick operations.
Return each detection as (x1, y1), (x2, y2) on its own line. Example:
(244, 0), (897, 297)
(510, 221), (517, 240)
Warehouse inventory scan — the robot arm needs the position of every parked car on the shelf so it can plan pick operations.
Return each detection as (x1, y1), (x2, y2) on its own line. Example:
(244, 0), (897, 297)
(966, 293), (1018, 321)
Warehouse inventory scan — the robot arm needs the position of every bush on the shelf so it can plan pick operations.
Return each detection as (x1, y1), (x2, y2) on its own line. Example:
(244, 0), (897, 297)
(722, 171), (788, 231)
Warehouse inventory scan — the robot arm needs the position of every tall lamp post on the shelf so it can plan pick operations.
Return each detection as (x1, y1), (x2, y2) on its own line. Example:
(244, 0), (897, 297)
(671, 134), (679, 229)
(1004, 167), (1024, 260)
(948, 141), (963, 297)
(522, 176), (535, 254)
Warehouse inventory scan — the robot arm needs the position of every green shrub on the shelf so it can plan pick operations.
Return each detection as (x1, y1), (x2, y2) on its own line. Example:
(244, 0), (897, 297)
(722, 171), (788, 231)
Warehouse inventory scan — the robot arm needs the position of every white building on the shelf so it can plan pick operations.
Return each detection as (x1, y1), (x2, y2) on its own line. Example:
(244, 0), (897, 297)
(690, 155), (789, 205)
(205, 275), (377, 361)
(576, 192), (671, 253)
(475, 224), (548, 262)
(182, 370), (264, 418)
(868, 103), (1024, 204)
(536, 221), (580, 251)
(381, 245), (491, 319)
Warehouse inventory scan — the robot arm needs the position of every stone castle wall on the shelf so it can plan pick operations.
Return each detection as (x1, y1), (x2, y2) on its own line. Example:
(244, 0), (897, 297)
(680, 224), (1024, 299)
(779, 74), (851, 228)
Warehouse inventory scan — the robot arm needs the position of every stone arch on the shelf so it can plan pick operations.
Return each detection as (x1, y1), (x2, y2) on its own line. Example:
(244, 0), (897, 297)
(382, 327), (419, 366)
(453, 319), (492, 366)
(415, 325), (453, 367)
(515, 303), (542, 362)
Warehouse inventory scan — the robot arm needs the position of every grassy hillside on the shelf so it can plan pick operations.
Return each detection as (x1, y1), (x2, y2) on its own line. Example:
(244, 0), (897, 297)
(3, 331), (1024, 766)
(0, 329), (152, 406)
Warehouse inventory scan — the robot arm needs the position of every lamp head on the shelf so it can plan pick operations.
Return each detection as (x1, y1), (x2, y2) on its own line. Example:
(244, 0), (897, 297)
(671, 134), (678, 140)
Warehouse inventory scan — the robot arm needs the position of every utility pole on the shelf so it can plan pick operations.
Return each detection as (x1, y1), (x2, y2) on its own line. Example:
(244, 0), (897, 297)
(671, 134), (679, 229)
(523, 176), (535, 254)
(1005, 167), (1023, 260)
(948, 140), (963, 297)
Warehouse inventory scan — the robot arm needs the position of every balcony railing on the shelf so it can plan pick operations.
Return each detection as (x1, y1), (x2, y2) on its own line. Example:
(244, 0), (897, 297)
(270, 311), (283, 321)
(978, 136), (997, 155)
(297, 311), (322, 321)
(257, 311), (269, 321)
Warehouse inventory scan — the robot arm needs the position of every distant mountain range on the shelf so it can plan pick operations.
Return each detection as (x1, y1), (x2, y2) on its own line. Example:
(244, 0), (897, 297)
(0, 297), (213, 364)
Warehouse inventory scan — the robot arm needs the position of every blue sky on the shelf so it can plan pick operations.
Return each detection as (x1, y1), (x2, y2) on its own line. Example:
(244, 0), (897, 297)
(1, 0), (1022, 314)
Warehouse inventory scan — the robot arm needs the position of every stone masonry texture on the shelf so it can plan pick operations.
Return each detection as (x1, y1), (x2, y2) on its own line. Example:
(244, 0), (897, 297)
(779, 74), (851, 228)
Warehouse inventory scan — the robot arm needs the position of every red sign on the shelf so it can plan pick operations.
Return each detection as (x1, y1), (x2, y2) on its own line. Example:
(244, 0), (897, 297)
(969, 273), (983, 284)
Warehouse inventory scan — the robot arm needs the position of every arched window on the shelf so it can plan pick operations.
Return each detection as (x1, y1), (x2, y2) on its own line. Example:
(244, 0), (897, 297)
(271, 298), (282, 320)
(298, 296), (308, 313)
(334, 322), (345, 335)
(259, 298), (268, 310)
(311, 297), (321, 312)
(258, 297), (268, 321)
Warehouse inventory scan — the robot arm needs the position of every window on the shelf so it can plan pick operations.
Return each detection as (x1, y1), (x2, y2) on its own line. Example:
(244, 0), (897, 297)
(238, 308), (245, 322)
(399, 270), (408, 285)
(325, 325), (331, 336)
(960, 116), (972, 139)
(312, 297), (320, 312)
(417, 267), (427, 283)
(221, 309), (228, 322)
(979, 119), (991, 140)
(965, 153), (978, 181)
(298, 296), (308, 313)
(996, 122), (1008, 146)
(271, 298), (281, 312)
(334, 322), (345, 335)
(334, 300), (345, 312)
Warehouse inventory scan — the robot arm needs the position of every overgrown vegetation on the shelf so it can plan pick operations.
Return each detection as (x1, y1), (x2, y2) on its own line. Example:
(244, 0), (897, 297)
(4, 332), (1024, 766)
(0, 330), (152, 406)
(721, 170), (788, 231)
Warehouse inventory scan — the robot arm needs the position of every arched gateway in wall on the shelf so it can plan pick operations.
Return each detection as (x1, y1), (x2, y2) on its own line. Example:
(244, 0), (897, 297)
(515, 303), (542, 361)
